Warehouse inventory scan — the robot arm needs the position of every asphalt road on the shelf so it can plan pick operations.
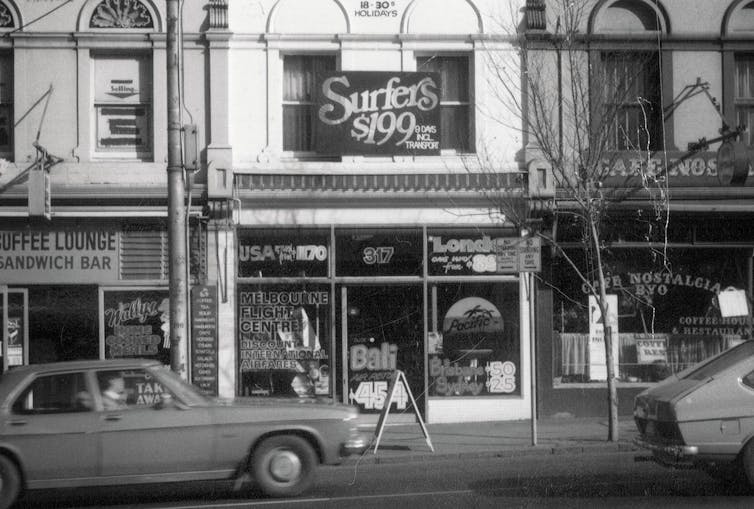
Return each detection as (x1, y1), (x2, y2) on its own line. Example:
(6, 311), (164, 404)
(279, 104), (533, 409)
(14, 451), (754, 509)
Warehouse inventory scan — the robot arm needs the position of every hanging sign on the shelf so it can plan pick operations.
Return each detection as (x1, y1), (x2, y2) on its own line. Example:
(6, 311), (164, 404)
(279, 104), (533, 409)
(316, 71), (441, 156)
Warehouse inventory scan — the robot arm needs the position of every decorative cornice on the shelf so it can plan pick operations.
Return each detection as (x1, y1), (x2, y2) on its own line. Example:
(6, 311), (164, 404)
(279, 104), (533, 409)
(235, 172), (523, 194)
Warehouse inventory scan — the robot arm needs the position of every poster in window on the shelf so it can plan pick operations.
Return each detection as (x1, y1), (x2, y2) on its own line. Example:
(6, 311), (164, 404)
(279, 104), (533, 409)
(316, 71), (441, 156)
(6, 315), (22, 366)
(238, 230), (329, 278)
(103, 289), (170, 365)
(430, 284), (521, 397)
(335, 229), (422, 276)
(345, 286), (424, 415)
(237, 285), (330, 398)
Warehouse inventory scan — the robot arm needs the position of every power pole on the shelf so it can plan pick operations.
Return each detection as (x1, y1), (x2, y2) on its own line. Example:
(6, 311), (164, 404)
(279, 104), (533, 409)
(166, 0), (188, 377)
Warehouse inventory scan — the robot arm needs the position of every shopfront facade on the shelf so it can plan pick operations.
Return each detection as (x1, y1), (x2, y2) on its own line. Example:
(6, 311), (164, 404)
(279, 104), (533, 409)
(229, 225), (532, 422)
(0, 1), (211, 383)
(528, 0), (754, 417)
(204, 0), (534, 422)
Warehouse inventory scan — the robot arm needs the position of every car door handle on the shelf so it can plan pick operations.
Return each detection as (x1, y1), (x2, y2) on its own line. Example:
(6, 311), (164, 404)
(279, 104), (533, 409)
(9, 420), (26, 426)
(103, 414), (122, 421)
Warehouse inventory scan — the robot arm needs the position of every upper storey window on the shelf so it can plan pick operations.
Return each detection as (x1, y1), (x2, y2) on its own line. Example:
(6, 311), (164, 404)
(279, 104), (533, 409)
(735, 55), (754, 146)
(417, 56), (472, 153)
(93, 55), (152, 160)
(0, 54), (11, 159)
(283, 55), (336, 153)
(599, 52), (662, 151)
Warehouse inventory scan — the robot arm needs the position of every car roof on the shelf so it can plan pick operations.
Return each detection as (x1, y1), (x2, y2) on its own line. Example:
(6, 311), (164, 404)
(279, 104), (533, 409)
(4, 358), (162, 374)
(0, 359), (164, 404)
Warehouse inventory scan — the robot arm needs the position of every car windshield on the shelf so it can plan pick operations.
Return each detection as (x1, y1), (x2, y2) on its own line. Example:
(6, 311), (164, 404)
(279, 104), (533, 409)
(150, 365), (209, 406)
(683, 340), (754, 381)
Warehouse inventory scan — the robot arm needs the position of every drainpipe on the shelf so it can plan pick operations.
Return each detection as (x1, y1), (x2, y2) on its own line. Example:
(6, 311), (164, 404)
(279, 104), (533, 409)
(167, 0), (188, 377)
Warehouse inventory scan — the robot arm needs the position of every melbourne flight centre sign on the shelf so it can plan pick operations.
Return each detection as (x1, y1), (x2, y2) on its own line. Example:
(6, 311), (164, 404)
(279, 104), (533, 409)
(316, 72), (441, 155)
(0, 230), (119, 283)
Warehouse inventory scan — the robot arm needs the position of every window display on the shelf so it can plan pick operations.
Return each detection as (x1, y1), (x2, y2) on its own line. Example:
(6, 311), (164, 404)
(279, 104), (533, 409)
(102, 288), (171, 365)
(237, 284), (330, 397)
(429, 282), (521, 396)
(552, 248), (751, 384)
(238, 229), (329, 278)
(343, 286), (424, 414)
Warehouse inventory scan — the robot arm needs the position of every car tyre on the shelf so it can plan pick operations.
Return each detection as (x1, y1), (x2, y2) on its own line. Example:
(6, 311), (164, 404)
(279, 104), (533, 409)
(251, 435), (317, 497)
(0, 455), (21, 509)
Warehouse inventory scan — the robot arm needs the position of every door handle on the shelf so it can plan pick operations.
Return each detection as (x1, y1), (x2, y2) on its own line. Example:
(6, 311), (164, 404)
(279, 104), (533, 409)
(103, 414), (122, 421)
(9, 420), (26, 426)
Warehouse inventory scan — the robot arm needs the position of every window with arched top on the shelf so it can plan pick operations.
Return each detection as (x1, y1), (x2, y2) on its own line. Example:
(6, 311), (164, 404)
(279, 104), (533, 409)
(589, 0), (670, 151)
(0, 2), (15, 159)
(0, 2), (13, 28)
(724, 2), (754, 145)
(89, 0), (154, 29)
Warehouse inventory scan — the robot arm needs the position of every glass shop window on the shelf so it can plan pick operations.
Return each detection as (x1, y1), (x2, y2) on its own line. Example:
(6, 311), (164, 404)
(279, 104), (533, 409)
(335, 228), (422, 277)
(237, 283), (331, 398)
(552, 248), (751, 386)
(429, 282), (521, 397)
(237, 229), (330, 278)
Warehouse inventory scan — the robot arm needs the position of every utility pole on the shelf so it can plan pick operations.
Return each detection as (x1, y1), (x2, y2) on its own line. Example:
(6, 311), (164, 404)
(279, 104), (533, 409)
(166, 0), (188, 377)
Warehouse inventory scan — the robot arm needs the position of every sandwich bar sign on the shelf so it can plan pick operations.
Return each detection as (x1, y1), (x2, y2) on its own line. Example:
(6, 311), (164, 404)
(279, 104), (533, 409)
(316, 72), (441, 155)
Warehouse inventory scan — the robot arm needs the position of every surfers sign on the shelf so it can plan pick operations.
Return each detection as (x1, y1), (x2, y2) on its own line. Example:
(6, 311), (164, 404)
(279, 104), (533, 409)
(316, 71), (441, 155)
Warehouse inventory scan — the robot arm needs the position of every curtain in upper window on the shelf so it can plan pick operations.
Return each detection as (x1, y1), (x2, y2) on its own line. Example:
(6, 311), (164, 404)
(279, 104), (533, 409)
(417, 56), (472, 152)
(599, 52), (663, 151)
(283, 55), (335, 152)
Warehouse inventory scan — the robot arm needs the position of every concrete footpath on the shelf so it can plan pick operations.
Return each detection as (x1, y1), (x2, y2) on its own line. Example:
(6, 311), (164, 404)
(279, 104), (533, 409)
(349, 416), (639, 465)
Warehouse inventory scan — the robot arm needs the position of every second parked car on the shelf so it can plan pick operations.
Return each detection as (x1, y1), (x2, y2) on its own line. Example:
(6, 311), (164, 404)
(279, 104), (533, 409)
(633, 340), (754, 487)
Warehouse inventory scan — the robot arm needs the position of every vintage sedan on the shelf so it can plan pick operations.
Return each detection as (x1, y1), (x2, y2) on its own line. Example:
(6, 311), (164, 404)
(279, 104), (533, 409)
(0, 359), (369, 508)
(633, 340), (754, 486)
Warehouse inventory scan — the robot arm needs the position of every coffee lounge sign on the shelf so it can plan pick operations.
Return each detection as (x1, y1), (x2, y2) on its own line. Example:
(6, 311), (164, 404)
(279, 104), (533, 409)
(316, 71), (441, 155)
(0, 229), (119, 283)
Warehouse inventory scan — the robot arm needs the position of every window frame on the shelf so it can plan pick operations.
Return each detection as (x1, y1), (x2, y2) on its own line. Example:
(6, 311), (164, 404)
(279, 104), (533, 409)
(734, 54), (754, 146)
(91, 53), (153, 161)
(416, 54), (474, 154)
(597, 50), (663, 152)
(12, 371), (92, 415)
(281, 53), (337, 158)
(0, 52), (12, 160)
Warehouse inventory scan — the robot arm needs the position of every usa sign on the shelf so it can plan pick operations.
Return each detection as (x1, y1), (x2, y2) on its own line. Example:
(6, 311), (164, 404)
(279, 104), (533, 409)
(316, 71), (441, 156)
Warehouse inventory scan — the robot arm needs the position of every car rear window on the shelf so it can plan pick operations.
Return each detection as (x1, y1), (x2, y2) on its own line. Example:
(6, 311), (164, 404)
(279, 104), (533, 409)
(683, 340), (754, 381)
(12, 372), (91, 414)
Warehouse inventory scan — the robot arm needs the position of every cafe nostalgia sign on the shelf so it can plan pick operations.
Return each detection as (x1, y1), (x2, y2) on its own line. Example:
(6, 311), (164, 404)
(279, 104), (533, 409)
(316, 71), (441, 155)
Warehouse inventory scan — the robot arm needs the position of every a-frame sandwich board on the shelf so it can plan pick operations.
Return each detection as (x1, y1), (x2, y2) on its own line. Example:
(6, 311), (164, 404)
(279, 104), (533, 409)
(373, 370), (433, 453)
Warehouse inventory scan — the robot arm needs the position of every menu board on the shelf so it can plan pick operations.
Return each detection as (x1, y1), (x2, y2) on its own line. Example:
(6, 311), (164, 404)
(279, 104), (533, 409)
(191, 285), (219, 396)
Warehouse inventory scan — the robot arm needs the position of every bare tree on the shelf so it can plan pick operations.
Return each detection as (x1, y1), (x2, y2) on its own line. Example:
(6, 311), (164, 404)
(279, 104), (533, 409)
(476, 0), (673, 441)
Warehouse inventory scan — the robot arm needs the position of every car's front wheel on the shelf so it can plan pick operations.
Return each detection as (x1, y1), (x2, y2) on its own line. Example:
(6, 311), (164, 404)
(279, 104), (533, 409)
(251, 435), (317, 497)
(0, 455), (21, 509)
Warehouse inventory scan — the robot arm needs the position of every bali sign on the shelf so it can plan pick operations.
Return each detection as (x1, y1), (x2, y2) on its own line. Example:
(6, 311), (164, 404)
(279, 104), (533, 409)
(316, 71), (441, 155)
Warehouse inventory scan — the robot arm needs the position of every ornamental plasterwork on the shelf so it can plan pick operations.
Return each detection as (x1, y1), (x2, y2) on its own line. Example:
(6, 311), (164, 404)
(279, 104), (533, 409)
(90, 0), (154, 29)
(0, 4), (13, 28)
